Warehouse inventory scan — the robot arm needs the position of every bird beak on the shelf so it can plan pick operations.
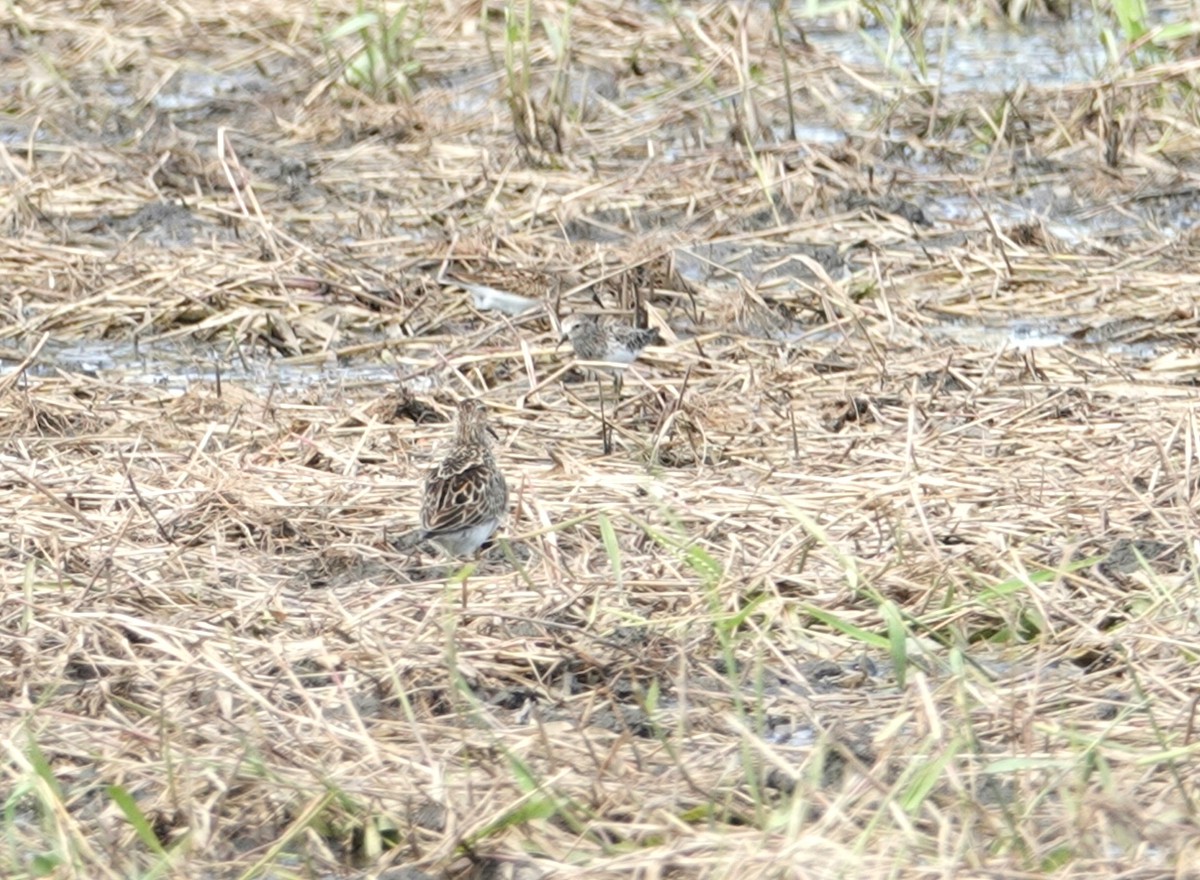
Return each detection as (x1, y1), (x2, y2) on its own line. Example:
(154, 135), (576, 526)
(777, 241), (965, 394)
(486, 424), (501, 441)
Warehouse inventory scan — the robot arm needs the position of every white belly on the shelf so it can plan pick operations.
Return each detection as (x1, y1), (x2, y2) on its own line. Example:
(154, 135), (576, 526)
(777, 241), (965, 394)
(602, 346), (638, 364)
(430, 519), (499, 557)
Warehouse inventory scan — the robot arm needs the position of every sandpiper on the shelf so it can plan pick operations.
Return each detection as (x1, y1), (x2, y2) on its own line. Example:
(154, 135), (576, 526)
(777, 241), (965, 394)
(418, 399), (508, 557)
(559, 314), (661, 393)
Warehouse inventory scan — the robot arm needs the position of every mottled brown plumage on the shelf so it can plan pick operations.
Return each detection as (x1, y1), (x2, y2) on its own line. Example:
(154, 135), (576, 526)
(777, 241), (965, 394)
(559, 314), (662, 398)
(419, 399), (508, 557)
(560, 314), (661, 365)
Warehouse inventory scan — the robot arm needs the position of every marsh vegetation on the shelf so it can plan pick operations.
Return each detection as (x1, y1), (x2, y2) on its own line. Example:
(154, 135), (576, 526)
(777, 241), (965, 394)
(2, 0), (1200, 877)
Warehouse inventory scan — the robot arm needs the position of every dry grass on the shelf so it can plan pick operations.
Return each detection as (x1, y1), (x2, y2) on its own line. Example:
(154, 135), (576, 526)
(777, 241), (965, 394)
(2, 0), (1200, 878)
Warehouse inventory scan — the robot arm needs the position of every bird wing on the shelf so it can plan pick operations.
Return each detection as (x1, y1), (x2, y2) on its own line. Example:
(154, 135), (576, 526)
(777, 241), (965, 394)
(610, 325), (661, 352)
(421, 452), (507, 536)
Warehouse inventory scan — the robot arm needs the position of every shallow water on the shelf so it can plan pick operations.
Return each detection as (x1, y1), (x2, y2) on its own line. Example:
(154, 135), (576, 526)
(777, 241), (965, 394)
(806, 15), (1109, 92)
(798, 14), (1200, 240)
(2, 339), (404, 396)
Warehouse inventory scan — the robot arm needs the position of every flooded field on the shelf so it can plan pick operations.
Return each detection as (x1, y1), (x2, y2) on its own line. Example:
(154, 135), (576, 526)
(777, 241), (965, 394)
(2, 1), (1200, 878)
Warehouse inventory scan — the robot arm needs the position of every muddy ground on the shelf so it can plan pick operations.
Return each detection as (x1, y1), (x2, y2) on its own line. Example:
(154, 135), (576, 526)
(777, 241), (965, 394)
(1, 2), (1200, 878)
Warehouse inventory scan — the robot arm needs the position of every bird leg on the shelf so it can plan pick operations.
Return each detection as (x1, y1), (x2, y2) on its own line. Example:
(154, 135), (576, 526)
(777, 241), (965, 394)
(597, 377), (613, 455)
(456, 557), (481, 608)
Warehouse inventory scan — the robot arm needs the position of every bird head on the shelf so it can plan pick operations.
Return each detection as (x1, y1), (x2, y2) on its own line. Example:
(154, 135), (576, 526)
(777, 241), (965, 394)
(557, 314), (592, 348)
(454, 399), (498, 443)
